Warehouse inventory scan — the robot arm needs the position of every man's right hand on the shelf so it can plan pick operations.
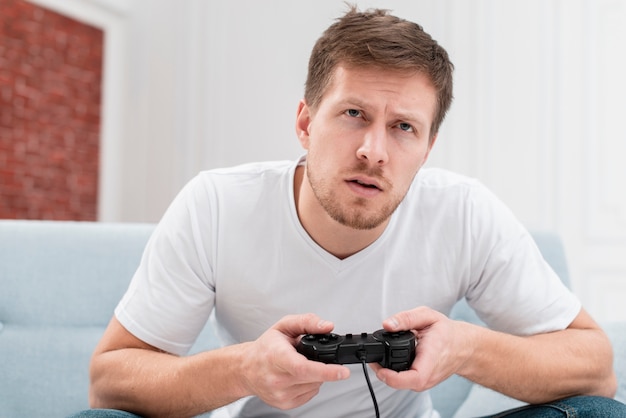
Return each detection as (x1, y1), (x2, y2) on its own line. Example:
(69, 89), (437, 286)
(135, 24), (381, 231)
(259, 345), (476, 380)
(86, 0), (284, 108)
(90, 314), (349, 417)
(239, 313), (351, 410)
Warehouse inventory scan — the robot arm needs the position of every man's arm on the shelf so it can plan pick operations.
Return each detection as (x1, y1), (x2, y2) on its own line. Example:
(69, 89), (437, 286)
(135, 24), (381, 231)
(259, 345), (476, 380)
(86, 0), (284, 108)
(89, 314), (350, 418)
(374, 307), (617, 403)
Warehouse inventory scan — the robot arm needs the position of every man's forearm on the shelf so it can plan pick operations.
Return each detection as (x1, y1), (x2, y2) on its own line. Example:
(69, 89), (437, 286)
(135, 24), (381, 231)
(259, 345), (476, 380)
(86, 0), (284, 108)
(89, 314), (349, 416)
(457, 316), (617, 403)
(90, 343), (252, 418)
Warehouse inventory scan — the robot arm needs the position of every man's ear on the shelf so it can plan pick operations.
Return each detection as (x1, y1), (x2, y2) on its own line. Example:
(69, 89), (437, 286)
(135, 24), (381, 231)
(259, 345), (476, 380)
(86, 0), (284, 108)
(295, 99), (312, 150)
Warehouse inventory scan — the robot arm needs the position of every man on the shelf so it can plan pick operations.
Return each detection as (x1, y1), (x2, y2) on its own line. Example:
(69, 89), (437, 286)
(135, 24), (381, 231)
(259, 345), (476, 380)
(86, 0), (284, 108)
(86, 6), (621, 418)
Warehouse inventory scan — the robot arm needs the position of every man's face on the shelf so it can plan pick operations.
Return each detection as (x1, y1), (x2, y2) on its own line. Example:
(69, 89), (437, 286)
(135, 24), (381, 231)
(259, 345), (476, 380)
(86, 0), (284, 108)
(296, 65), (438, 230)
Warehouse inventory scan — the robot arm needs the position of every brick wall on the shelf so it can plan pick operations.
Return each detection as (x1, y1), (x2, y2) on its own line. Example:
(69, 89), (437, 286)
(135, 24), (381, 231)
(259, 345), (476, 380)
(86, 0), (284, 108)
(0, 0), (103, 220)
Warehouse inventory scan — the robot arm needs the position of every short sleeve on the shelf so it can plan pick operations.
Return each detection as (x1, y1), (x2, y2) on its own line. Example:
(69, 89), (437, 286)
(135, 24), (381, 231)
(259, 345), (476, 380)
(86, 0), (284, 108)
(115, 175), (216, 355)
(465, 184), (581, 335)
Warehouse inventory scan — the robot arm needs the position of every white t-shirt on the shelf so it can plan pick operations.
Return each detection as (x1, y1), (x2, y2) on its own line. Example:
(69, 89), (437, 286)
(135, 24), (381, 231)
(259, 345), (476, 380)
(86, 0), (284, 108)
(115, 158), (581, 418)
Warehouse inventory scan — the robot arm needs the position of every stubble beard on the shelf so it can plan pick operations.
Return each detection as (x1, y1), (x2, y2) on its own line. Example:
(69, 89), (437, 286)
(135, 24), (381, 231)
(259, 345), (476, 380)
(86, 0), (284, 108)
(306, 161), (405, 231)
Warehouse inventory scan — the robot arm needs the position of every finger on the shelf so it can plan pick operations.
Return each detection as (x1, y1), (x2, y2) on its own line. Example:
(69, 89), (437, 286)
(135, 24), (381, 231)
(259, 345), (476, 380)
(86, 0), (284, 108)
(289, 352), (351, 383)
(375, 368), (428, 391)
(369, 362), (383, 375)
(272, 313), (335, 338)
(371, 343), (437, 392)
(383, 306), (443, 332)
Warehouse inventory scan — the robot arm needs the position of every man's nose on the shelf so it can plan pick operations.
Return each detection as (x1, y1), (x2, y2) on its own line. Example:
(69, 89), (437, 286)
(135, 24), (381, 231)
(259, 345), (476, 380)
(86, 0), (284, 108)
(356, 123), (389, 165)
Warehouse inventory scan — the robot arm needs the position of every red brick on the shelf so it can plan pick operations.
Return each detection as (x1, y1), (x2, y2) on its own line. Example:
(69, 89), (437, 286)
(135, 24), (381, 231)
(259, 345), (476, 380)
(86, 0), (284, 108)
(0, 0), (103, 220)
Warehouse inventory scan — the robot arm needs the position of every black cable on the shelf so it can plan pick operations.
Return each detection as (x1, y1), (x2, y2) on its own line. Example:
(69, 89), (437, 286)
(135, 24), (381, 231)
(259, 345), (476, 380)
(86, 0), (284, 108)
(360, 356), (380, 418)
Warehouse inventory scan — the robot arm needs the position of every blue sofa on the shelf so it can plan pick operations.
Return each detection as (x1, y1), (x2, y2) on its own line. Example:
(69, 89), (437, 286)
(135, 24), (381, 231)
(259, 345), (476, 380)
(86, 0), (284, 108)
(0, 220), (624, 417)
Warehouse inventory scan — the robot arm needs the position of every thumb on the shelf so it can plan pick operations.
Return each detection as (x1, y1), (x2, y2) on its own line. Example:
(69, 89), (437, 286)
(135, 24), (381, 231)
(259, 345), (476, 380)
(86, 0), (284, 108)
(272, 313), (335, 338)
(383, 306), (444, 332)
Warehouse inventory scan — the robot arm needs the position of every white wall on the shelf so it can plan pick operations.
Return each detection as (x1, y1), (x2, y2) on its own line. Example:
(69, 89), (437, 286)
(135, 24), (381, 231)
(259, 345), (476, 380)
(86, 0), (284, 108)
(30, 0), (626, 322)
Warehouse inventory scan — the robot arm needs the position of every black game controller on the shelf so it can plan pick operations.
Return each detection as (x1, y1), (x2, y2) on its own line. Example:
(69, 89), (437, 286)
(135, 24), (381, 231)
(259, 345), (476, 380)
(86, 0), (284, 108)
(296, 329), (416, 371)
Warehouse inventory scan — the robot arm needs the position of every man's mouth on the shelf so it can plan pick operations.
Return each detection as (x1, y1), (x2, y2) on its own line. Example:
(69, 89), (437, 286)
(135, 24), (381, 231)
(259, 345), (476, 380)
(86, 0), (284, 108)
(347, 175), (384, 192)
(351, 179), (381, 190)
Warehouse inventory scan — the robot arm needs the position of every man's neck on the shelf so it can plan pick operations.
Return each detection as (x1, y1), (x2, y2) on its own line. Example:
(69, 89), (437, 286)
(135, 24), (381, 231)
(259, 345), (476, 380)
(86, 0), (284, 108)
(293, 165), (388, 260)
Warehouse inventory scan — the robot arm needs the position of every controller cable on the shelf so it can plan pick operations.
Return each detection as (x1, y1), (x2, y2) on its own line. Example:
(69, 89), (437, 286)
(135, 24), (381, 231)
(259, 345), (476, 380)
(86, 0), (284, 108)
(358, 350), (380, 418)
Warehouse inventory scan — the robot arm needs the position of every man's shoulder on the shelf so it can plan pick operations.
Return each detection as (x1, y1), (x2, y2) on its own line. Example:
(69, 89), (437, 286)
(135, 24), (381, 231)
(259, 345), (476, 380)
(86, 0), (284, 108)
(202, 160), (295, 177)
(414, 167), (482, 190)
(192, 160), (296, 189)
(406, 167), (499, 210)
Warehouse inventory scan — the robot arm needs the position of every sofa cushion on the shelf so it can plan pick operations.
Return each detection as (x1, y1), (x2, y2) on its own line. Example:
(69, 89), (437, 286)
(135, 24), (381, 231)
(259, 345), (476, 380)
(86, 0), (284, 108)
(451, 321), (626, 417)
(0, 221), (154, 327)
(452, 385), (525, 418)
(0, 325), (104, 417)
(0, 220), (155, 418)
(605, 322), (626, 404)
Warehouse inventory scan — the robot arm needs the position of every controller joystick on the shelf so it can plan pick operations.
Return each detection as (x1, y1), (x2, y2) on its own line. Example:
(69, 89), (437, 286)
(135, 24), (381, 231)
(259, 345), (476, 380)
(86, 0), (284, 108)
(296, 329), (416, 371)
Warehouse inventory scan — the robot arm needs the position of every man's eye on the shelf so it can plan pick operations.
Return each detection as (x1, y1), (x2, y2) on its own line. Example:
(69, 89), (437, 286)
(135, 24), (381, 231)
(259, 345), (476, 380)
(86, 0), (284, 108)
(345, 109), (362, 118)
(398, 122), (414, 132)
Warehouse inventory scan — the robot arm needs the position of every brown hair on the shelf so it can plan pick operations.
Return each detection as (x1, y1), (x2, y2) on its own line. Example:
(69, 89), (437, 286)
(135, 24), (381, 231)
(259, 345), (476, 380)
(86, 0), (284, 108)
(305, 5), (454, 138)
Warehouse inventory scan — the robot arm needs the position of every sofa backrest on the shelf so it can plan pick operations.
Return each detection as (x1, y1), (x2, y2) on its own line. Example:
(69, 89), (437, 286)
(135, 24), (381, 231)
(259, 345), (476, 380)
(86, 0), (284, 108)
(0, 220), (155, 417)
(0, 220), (572, 418)
(429, 229), (572, 417)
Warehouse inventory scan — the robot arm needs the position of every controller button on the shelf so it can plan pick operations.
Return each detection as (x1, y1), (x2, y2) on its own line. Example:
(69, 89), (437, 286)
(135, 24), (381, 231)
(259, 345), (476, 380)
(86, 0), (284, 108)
(329, 333), (339, 340)
(319, 354), (336, 362)
(346, 333), (353, 339)
(361, 332), (368, 338)
(392, 349), (409, 358)
(391, 361), (410, 371)
(304, 334), (317, 341)
(319, 337), (329, 343)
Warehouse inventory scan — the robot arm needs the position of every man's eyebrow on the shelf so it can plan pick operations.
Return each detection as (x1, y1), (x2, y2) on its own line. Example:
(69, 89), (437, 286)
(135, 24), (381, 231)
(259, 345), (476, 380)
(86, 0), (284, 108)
(392, 109), (423, 123)
(337, 97), (429, 127)
(386, 106), (429, 129)
(337, 97), (370, 110)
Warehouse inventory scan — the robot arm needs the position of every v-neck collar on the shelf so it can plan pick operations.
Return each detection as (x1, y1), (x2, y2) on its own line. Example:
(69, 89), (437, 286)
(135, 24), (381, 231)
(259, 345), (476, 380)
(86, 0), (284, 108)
(287, 156), (398, 273)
